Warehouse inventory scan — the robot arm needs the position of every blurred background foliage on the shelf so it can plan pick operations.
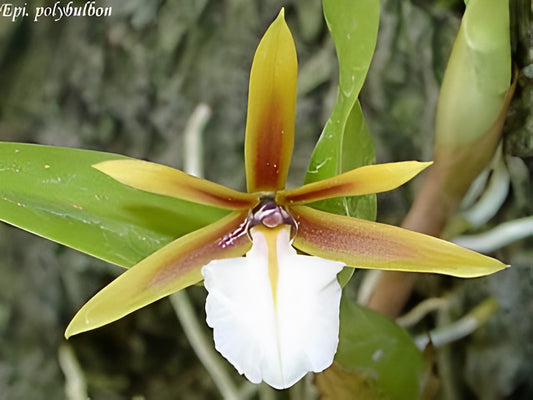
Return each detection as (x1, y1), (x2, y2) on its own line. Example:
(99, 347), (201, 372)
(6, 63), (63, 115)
(0, 0), (532, 399)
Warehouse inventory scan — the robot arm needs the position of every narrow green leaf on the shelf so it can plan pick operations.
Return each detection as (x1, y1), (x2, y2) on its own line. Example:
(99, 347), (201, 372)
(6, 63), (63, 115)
(0, 142), (228, 267)
(307, 0), (380, 287)
(317, 296), (425, 400)
(305, 0), (379, 221)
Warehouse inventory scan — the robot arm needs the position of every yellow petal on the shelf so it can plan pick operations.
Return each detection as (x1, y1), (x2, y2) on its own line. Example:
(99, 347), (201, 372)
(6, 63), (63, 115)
(291, 206), (508, 278)
(65, 211), (250, 338)
(202, 225), (343, 389)
(277, 161), (432, 205)
(244, 9), (297, 193)
(93, 159), (258, 210)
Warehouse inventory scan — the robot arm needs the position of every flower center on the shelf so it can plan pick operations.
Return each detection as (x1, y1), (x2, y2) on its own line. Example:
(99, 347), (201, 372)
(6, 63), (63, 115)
(217, 199), (298, 249)
(247, 199), (298, 239)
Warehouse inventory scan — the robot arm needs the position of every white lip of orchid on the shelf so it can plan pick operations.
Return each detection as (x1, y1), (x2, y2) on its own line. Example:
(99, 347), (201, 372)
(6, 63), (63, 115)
(202, 201), (344, 389)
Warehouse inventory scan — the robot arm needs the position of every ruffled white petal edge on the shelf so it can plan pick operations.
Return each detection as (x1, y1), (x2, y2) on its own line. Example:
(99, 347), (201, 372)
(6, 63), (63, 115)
(202, 225), (343, 389)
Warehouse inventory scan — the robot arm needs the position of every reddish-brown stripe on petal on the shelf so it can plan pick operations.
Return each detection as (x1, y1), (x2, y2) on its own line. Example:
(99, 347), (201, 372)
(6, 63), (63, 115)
(250, 100), (287, 191)
(293, 207), (410, 261)
(278, 182), (354, 205)
(149, 212), (250, 287)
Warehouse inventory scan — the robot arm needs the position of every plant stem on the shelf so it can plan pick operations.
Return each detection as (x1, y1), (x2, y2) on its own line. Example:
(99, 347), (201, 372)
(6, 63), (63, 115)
(396, 297), (449, 328)
(58, 344), (88, 400)
(414, 297), (499, 349)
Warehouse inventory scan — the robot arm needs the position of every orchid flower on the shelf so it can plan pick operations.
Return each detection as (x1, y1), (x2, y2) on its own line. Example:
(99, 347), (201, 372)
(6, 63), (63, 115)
(65, 10), (507, 390)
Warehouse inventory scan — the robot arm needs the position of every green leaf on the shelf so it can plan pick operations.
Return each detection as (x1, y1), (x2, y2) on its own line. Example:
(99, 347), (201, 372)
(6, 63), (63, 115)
(0, 142), (228, 267)
(317, 296), (425, 400)
(308, 0), (380, 287)
(305, 0), (379, 221)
